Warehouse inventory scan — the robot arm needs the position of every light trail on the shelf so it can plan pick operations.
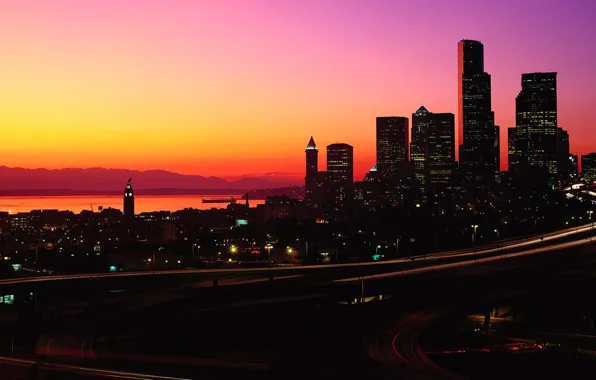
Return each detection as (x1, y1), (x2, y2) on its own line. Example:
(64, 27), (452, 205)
(0, 223), (593, 286)
(0, 356), (191, 380)
(334, 236), (593, 283)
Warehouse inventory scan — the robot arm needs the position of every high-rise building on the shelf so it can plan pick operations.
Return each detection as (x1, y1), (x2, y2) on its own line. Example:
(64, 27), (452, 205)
(304, 136), (318, 208)
(428, 113), (456, 188)
(508, 127), (518, 172)
(354, 166), (381, 212)
(512, 72), (558, 183)
(569, 154), (579, 177)
(411, 106), (431, 190)
(411, 106), (455, 191)
(582, 153), (596, 182)
(376, 117), (409, 181)
(327, 143), (354, 213)
(458, 39), (499, 189)
(123, 178), (134, 219)
(557, 127), (571, 181)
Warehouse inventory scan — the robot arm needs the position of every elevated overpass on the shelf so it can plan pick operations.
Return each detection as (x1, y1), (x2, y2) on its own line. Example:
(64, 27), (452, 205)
(0, 223), (595, 380)
(1, 222), (595, 289)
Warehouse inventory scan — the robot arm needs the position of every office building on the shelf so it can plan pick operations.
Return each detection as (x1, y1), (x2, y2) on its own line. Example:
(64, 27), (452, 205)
(570, 154), (579, 177)
(376, 117), (409, 181)
(411, 106), (432, 190)
(411, 106), (455, 191)
(458, 39), (499, 189)
(428, 113), (456, 187)
(557, 127), (572, 181)
(508, 127), (518, 172)
(512, 72), (558, 183)
(327, 143), (354, 213)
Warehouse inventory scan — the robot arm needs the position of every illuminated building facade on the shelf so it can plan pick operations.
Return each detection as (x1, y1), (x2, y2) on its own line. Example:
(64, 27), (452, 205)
(428, 112), (456, 188)
(508, 127), (518, 172)
(411, 106), (455, 192)
(511, 72), (558, 184)
(458, 39), (499, 189)
(376, 116), (409, 181)
(326, 143), (354, 213)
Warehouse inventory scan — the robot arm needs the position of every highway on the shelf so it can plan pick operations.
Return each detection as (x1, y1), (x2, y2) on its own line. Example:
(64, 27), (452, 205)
(334, 233), (595, 283)
(366, 310), (465, 380)
(0, 356), (192, 380)
(1, 222), (594, 287)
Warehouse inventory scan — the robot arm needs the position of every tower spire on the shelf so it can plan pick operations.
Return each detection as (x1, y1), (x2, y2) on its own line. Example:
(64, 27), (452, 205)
(306, 136), (317, 151)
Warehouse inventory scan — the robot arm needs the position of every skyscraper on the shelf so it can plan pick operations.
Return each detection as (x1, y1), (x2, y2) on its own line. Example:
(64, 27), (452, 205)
(557, 127), (571, 180)
(458, 39), (499, 189)
(411, 106), (455, 191)
(304, 136), (318, 208)
(326, 143), (354, 213)
(428, 113), (456, 188)
(123, 178), (134, 219)
(513, 72), (558, 183)
(411, 106), (431, 190)
(508, 127), (518, 171)
(376, 117), (409, 181)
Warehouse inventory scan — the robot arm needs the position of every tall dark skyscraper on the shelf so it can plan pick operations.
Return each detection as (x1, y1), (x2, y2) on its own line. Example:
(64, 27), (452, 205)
(304, 136), (318, 208)
(326, 143), (354, 213)
(557, 127), (571, 180)
(458, 39), (499, 189)
(511, 72), (558, 183)
(376, 117), (409, 181)
(411, 106), (432, 190)
(411, 106), (455, 192)
(428, 113), (456, 188)
(508, 127), (518, 171)
(123, 178), (134, 218)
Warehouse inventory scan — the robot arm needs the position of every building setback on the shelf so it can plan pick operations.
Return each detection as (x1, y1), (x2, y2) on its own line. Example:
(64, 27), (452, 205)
(411, 106), (455, 191)
(511, 72), (558, 184)
(458, 39), (499, 189)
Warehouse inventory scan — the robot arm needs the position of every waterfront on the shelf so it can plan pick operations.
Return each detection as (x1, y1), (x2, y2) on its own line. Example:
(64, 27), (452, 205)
(0, 195), (265, 214)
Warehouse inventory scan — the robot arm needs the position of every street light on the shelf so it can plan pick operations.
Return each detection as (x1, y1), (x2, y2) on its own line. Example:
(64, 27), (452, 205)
(286, 247), (293, 265)
(588, 211), (594, 237)
(230, 245), (238, 254)
(471, 225), (479, 245)
(265, 244), (273, 263)
(471, 225), (479, 263)
(494, 228), (502, 257)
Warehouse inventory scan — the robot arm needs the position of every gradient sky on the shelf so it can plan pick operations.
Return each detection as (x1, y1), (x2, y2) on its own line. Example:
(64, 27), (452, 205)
(1, 0), (595, 180)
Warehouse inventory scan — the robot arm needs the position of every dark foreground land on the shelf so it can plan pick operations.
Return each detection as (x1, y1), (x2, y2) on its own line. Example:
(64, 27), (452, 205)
(2, 242), (596, 379)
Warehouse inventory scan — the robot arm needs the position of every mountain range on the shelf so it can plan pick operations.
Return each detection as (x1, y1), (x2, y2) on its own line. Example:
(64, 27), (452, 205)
(0, 166), (302, 193)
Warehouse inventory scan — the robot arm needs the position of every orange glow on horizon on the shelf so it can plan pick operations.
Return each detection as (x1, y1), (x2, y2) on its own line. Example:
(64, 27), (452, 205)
(0, 1), (593, 181)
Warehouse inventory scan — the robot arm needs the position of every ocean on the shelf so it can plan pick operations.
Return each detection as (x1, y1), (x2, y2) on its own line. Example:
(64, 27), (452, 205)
(0, 195), (265, 214)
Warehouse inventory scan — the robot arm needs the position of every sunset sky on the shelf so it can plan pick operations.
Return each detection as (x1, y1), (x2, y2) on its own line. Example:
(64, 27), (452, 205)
(1, 0), (595, 180)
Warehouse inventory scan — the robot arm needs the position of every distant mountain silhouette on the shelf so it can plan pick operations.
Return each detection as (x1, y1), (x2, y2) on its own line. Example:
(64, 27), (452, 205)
(0, 166), (301, 192)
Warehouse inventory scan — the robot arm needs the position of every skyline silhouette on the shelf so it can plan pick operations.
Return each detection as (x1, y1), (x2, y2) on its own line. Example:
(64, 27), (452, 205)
(1, 0), (595, 180)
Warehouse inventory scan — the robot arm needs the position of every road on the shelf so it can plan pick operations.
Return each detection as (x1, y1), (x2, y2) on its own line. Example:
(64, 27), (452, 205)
(334, 233), (595, 283)
(366, 310), (465, 380)
(0, 356), (192, 379)
(1, 222), (594, 287)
